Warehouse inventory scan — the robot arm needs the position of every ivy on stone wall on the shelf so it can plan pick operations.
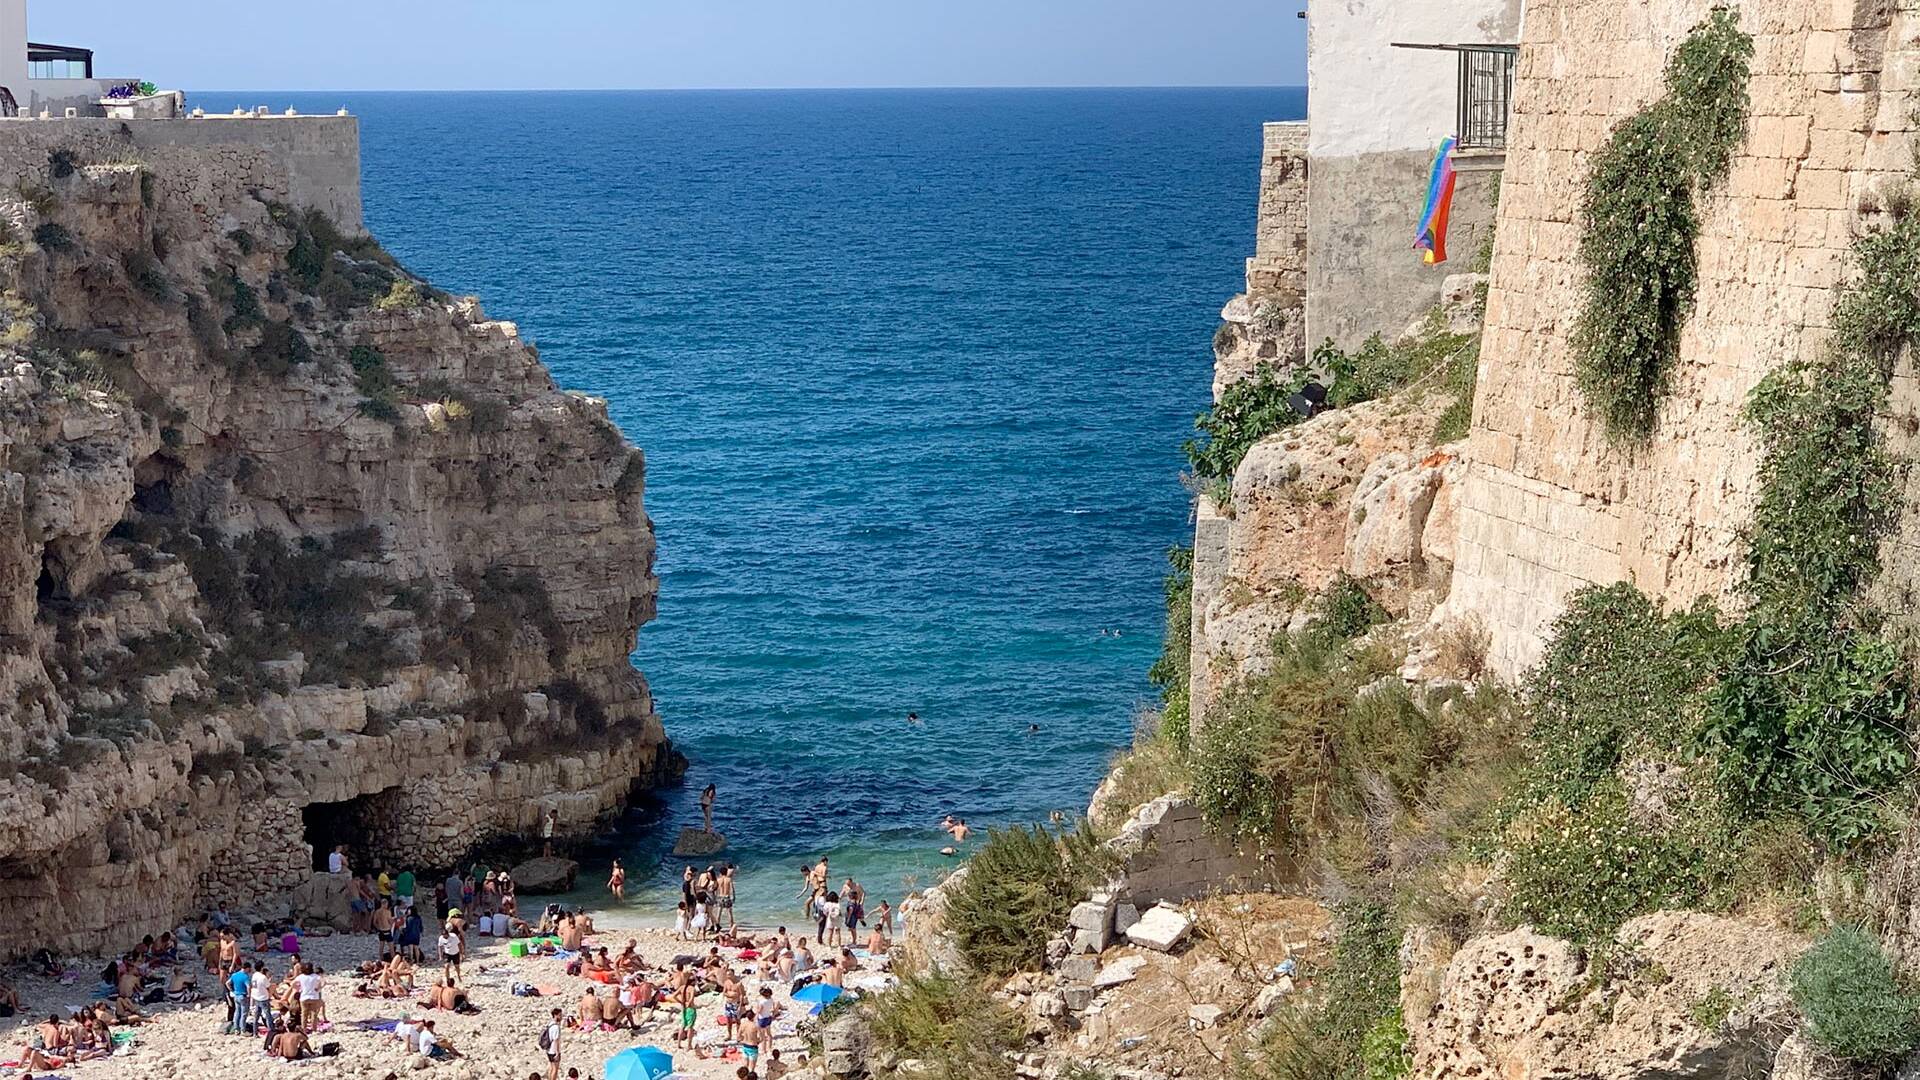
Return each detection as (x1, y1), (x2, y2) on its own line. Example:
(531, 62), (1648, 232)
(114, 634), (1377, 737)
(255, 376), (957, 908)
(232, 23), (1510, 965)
(1571, 9), (1752, 439)
(1702, 199), (1920, 847)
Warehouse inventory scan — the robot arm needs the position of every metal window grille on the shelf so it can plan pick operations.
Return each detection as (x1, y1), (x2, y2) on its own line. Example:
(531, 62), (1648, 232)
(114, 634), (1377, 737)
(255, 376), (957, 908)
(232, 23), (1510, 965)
(1457, 46), (1517, 150)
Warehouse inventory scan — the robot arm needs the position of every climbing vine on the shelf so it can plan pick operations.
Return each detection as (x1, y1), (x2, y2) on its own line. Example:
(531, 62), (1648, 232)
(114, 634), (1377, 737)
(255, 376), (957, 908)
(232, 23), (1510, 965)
(1702, 202), (1920, 847)
(1571, 9), (1752, 439)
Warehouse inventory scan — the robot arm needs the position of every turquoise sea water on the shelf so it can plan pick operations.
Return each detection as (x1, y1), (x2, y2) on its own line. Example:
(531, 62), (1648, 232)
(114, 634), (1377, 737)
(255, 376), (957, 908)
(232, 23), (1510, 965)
(201, 87), (1306, 924)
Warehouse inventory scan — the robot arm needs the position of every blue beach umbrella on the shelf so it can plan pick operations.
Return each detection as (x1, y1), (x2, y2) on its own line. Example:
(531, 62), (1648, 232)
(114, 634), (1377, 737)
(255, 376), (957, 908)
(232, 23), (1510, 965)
(792, 982), (844, 1014)
(606, 1045), (675, 1080)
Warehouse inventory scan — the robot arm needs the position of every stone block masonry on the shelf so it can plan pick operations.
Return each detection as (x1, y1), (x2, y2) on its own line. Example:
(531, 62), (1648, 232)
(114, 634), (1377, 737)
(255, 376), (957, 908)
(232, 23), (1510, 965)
(1450, 0), (1920, 676)
(0, 114), (363, 234)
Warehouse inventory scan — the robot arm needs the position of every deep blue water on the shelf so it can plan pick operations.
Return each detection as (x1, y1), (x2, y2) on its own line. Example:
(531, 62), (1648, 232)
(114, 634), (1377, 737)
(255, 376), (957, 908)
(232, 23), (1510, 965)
(198, 88), (1306, 922)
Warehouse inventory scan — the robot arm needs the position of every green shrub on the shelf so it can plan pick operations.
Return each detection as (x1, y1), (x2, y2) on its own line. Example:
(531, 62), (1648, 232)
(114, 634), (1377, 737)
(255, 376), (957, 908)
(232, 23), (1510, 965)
(1702, 191), (1920, 849)
(1791, 926), (1920, 1063)
(1185, 363), (1309, 482)
(1571, 9), (1752, 439)
(1146, 545), (1193, 747)
(1500, 780), (1738, 942)
(1526, 584), (1732, 803)
(374, 278), (423, 312)
(122, 251), (171, 303)
(33, 222), (73, 253)
(1303, 573), (1385, 649)
(863, 972), (1023, 1080)
(943, 822), (1111, 975)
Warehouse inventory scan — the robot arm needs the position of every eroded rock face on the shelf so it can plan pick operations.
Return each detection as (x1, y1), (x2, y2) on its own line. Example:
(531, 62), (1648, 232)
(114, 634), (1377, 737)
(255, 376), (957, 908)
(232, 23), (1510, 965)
(0, 137), (673, 956)
(1412, 913), (1805, 1079)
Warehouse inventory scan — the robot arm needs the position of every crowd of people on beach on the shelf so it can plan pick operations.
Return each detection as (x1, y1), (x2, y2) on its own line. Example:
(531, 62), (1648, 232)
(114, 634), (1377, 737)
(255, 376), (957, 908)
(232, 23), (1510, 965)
(6, 831), (918, 1079)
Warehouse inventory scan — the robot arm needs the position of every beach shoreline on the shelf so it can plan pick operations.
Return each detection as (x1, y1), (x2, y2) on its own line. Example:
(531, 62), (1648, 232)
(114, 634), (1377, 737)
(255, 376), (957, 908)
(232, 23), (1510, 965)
(0, 899), (885, 1080)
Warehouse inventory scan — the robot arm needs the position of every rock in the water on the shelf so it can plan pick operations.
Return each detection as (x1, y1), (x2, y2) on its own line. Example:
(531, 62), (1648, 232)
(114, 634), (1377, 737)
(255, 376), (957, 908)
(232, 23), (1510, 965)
(1125, 903), (1193, 952)
(672, 827), (728, 857)
(510, 856), (579, 894)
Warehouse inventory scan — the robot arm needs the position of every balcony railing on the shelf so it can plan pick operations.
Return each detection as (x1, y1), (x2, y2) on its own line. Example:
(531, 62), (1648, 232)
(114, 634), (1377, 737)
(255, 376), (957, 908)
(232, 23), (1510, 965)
(1457, 45), (1517, 150)
(1390, 42), (1519, 152)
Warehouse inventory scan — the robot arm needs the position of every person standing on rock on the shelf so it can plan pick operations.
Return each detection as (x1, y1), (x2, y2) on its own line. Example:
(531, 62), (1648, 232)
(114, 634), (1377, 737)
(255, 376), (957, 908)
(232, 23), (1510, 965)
(700, 784), (717, 833)
(543, 809), (558, 857)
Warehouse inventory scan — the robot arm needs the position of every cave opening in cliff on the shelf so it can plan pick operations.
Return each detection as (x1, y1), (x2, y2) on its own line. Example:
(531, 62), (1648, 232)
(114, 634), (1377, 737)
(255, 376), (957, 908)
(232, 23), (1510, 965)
(301, 795), (380, 872)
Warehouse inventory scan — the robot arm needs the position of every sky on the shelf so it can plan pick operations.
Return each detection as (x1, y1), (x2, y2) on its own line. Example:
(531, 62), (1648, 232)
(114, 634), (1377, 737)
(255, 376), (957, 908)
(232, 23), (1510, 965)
(33, 1), (1307, 92)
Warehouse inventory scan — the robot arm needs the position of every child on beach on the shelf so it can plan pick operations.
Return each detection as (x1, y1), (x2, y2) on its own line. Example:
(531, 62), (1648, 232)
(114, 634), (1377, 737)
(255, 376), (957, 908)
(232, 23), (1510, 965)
(674, 900), (690, 940)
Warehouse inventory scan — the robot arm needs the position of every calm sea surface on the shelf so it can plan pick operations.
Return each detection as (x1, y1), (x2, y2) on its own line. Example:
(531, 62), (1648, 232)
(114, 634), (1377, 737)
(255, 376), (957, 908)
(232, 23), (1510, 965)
(196, 87), (1307, 923)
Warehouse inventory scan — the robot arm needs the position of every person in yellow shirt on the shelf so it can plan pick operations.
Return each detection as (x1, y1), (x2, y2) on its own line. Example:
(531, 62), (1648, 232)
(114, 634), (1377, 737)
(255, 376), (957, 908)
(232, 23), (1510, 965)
(377, 869), (393, 903)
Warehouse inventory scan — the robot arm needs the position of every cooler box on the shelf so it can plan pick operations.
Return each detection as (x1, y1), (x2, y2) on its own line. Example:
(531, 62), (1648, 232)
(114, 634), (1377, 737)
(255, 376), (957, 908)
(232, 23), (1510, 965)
(509, 941), (528, 957)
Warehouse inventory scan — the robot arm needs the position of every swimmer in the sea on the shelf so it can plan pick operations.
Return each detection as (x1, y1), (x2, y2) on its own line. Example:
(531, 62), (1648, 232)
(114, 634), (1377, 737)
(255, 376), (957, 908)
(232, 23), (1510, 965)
(1026, 723), (1039, 734)
(907, 712), (922, 726)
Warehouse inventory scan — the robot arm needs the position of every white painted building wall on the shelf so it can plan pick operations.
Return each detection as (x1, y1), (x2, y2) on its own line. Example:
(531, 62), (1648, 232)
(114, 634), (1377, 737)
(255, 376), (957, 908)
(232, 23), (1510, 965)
(1300, 0), (1525, 349)
(0, 0), (26, 106)
(1306, 0), (1524, 157)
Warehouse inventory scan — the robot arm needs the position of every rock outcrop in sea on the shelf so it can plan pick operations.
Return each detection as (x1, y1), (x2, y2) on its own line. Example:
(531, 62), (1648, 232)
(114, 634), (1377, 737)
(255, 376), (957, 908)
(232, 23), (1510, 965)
(0, 124), (674, 957)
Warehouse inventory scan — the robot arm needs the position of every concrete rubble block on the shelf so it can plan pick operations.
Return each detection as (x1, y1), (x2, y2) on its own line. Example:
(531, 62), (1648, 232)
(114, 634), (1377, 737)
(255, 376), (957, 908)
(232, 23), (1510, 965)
(1113, 901), (1141, 935)
(1054, 954), (1098, 984)
(1093, 954), (1149, 990)
(1125, 903), (1193, 953)
(1189, 1003), (1225, 1029)
(1069, 925), (1110, 954)
(1069, 899), (1115, 932)
(1060, 983), (1094, 1013)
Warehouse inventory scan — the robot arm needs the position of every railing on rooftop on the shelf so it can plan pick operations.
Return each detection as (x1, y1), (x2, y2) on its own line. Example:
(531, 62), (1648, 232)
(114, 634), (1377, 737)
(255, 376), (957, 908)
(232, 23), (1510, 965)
(27, 42), (93, 81)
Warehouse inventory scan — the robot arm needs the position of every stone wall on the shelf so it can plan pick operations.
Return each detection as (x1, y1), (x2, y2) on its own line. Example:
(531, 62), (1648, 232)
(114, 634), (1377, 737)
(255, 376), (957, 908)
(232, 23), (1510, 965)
(1214, 122), (1312, 398)
(1449, 0), (1920, 675)
(1108, 795), (1288, 907)
(0, 114), (364, 234)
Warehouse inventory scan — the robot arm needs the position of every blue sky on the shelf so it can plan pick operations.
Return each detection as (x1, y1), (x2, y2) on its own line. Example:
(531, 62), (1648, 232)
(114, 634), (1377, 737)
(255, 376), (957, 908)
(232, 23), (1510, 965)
(35, 1), (1307, 91)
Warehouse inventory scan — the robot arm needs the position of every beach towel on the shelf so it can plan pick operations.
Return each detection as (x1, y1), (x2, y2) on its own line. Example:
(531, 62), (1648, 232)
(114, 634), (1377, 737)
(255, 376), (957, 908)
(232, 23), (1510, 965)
(347, 1018), (400, 1032)
(1414, 136), (1458, 264)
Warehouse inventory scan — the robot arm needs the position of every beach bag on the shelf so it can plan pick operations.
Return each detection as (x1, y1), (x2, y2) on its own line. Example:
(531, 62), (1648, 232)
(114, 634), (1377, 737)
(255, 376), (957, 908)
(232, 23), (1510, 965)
(320, 1041), (341, 1057)
(511, 982), (540, 997)
(281, 933), (299, 953)
(538, 1025), (553, 1052)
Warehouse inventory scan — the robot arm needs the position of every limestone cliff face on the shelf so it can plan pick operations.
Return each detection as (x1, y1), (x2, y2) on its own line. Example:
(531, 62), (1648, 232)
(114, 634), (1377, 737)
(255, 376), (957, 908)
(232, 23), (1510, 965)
(0, 127), (671, 956)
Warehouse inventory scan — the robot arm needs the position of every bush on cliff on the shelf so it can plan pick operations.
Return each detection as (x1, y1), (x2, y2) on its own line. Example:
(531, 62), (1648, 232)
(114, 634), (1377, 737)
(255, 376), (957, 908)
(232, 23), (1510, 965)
(1244, 902), (1404, 1080)
(943, 821), (1113, 976)
(1570, 9), (1751, 439)
(1185, 363), (1308, 484)
(863, 971), (1023, 1080)
(1147, 545), (1194, 747)
(1791, 926), (1920, 1064)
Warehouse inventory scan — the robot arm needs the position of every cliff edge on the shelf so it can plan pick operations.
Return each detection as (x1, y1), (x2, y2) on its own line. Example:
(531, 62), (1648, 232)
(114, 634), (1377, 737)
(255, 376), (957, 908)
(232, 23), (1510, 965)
(0, 118), (672, 957)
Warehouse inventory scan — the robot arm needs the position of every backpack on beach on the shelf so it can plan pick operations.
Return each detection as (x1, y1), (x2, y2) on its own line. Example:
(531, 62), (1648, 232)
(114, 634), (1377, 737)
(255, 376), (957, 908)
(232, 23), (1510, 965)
(538, 1026), (553, 1052)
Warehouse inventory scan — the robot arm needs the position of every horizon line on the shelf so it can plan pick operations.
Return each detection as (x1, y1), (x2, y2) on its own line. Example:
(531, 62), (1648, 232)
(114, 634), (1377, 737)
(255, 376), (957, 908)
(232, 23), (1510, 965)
(187, 83), (1307, 95)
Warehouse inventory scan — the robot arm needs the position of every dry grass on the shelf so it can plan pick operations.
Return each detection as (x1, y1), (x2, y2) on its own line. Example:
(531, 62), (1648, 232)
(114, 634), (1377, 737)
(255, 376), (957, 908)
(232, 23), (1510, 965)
(1429, 614), (1491, 680)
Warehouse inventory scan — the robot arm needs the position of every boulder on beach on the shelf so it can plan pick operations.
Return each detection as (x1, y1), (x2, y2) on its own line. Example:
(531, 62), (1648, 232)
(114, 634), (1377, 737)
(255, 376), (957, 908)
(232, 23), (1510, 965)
(672, 827), (728, 857)
(510, 856), (579, 894)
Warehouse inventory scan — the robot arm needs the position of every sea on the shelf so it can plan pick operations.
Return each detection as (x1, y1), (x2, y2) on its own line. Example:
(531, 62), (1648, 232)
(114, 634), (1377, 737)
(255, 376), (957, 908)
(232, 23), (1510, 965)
(194, 87), (1307, 925)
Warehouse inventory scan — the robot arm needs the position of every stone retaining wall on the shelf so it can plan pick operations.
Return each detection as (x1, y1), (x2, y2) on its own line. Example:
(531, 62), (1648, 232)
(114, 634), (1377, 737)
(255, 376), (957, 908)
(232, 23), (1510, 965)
(1449, 0), (1920, 675)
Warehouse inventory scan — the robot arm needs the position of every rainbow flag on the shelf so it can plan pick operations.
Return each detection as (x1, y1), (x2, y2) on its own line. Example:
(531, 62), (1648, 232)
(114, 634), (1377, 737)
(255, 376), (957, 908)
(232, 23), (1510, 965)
(1415, 137), (1458, 265)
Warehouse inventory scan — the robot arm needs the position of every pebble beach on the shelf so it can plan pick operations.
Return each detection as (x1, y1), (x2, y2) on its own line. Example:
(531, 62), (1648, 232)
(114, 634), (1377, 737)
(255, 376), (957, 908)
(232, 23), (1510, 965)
(0, 910), (879, 1080)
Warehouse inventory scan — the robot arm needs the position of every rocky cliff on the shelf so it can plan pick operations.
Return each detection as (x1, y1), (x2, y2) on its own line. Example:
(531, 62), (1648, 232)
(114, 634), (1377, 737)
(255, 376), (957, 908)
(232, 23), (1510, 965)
(0, 122), (672, 957)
